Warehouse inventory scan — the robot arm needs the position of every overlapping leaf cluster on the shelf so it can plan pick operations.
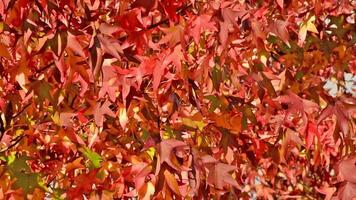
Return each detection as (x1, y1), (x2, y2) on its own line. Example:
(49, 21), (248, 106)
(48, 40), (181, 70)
(0, 0), (355, 199)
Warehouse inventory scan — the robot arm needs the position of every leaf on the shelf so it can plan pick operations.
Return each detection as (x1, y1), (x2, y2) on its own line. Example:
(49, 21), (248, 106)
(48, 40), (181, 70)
(275, 91), (319, 132)
(306, 121), (319, 149)
(159, 139), (190, 172)
(280, 128), (303, 162)
(15, 72), (27, 91)
(337, 182), (356, 200)
(210, 113), (242, 133)
(211, 65), (222, 90)
(131, 0), (157, 13)
(67, 32), (85, 57)
(276, 91), (319, 114)
(163, 169), (181, 196)
(152, 62), (164, 93)
(97, 34), (123, 59)
(269, 20), (289, 45)
(66, 157), (85, 172)
(93, 100), (116, 127)
(159, 20), (185, 47)
(242, 105), (258, 125)
(0, 42), (11, 59)
(67, 169), (100, 198)
(298, 15), (318, 45)
(188, 14), (217, 44)
(205, 95), (221, 112)
(80, 147), (103, 168)
(48, 31), (67, 57)
(318, 100), (356, 136)
(59, 112), (75, 127)
(337, 155), (356, 183)
(316, 185), (336, 200)
(219, 8), (241, 46)
(276, 0), (283, 8)
(206, 162), (240, 190)
(119, 107), (128, 129)
(99, 23), (121, 36)
(6, 156), (41, 194)
(182, 118), (206, 131)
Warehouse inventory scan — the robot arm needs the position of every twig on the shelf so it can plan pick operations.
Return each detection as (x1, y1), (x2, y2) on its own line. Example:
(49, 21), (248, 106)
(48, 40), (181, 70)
(0, 118), (5, 143)
(0, 134), (26, 153)
(11, 103), (31, 119)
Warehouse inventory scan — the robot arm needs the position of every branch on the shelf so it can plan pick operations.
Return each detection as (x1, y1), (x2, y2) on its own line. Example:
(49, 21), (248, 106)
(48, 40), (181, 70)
(0, 118), (4, 143)
(11, 103), (31, 119)
(0, 134), (26, 153)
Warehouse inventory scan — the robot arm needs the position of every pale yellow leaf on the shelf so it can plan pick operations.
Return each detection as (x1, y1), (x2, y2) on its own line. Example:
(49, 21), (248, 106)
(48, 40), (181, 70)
(119, 107), (128, 129)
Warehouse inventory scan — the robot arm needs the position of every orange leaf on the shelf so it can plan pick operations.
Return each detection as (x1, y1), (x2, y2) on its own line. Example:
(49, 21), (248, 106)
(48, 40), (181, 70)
(164, 169), (181, 196)
(0, 43), (11, 59)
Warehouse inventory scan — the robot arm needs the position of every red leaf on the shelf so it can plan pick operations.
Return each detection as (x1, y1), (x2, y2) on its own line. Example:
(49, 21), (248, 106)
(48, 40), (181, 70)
(67, 32), (85, 57)
(219, 8), (244, 46)
(97, 34), (123, 60)
(159, 22), (185, 47)
(275, 91), (319, 132)
(338, 182), (356, 200)
(206, 163), (240, 190)
(269, 20), (289, 45)
(188, 14), (217, 44)
(306, 121), (320, 149)
(158, 139), (191, 172)
(117, 8), (145, 31)
(276, 0), (283, 8)
(316, 185), (336, 200)
(318, 100), (356, 136)
(338, 155), (356, 183)
(93, 100), (116, 127)
(67, 169), (100, 198)
(152, 60), (164, 93)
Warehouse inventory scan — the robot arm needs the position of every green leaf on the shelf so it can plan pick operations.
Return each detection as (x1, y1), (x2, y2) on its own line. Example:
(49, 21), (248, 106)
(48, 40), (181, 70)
(4, 152), (16, 164)
(7, 156), (41, 194)
(141, 129), (150, 141)
(242, 105), (257, 125)
(162, 126), (175, 139)
(295, 71), (304, 81)
(211, 65), (222, 90)
(146, 147), (156, 160)
(80, 147), (103, 168)
(205, 95), (221, 112)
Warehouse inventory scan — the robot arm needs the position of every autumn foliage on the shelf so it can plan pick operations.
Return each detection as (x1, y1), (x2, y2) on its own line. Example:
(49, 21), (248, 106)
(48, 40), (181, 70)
(0, 0), (355, 199)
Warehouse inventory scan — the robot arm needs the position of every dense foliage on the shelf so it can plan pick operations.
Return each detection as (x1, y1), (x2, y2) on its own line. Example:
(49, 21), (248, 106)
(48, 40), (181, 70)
(0, 0), (355, 199)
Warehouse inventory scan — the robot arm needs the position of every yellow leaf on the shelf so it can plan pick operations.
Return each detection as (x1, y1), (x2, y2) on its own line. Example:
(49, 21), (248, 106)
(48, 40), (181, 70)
(119, 107), (128, 129)
(15, 72), (28, 92)
(51, 112), (60, 125)
(260, 54), (267, 66)
(197, 135), (203, 147)
(306, 15), (318, 33)
(146, 147), (155, 160)
(298, 15), (318, 44)
(140, 182), (155, 200)
(298, 24), (308, 44)
(182, 118), (206, 131)
(146, 182), (155, 196)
